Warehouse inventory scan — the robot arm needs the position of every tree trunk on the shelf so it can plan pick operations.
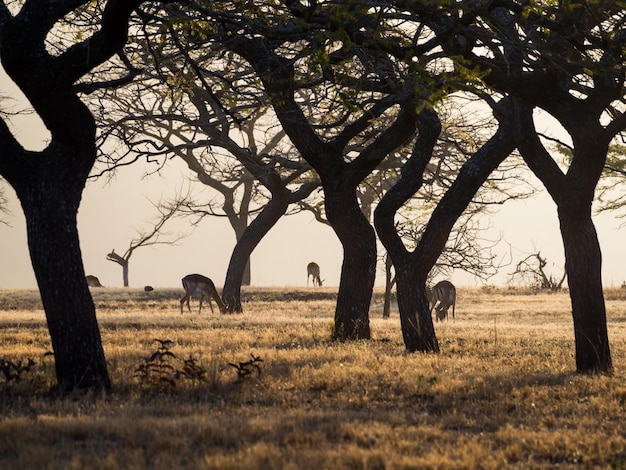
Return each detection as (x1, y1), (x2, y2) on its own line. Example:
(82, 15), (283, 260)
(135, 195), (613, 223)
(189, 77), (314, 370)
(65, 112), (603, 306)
(21, 185), (111, 393)
(514, 101), (612, 374)
(374, 108), (441, 351)
(382, 253), (394, 319)
(394, 260), (439, 352)
(325, 186), (373, 341)
(223, 196), (289, 312)
(559, 206), (612, 373)
(0, 0), (159, 395)
(106, 251), (130, 287)
(233, 222), (252, 287)
(376, 102), (516, 352)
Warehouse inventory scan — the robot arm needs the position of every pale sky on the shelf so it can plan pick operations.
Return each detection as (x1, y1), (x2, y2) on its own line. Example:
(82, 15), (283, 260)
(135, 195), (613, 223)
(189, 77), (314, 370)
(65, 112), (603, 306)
(1, 70), (625, 290)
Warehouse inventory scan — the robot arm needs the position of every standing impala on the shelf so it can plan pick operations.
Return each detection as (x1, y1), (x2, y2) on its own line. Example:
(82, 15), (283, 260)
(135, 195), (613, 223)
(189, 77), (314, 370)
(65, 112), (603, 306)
(180, 274), (226, 314)
(307, 262), (324, 287)
(430, 280), (456, 322)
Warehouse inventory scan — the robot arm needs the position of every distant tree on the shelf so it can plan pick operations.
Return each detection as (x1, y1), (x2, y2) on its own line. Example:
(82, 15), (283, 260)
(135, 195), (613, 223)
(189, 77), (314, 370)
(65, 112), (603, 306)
(509, 251), (566, 292)
(107, 199), (187, 287)
(94, 13), (320, 311)
(0, 0), (177, 393)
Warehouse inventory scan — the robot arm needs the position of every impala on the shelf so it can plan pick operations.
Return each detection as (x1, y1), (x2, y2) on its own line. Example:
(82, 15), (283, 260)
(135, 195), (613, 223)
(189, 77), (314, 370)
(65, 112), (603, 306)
(307, 262), (324, 287)
(180, 274), (226, 314)
(430, 280), (456, 322)
(85, 275), (103, 288)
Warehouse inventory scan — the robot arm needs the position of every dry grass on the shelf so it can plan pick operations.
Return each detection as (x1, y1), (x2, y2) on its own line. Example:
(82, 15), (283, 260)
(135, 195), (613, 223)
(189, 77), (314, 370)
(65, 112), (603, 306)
(2, 286), (626, 469)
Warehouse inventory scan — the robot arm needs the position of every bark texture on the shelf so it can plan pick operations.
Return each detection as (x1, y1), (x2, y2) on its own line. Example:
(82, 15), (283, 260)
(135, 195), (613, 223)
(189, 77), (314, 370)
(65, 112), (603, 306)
(0, 0), (167, 392)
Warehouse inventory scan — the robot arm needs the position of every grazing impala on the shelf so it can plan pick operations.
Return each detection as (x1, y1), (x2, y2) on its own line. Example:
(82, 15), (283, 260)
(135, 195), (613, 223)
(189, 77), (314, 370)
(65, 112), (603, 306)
(430, 280), (456, 322)
(180, 274), (226, 314)
(307, 262), (324, 287)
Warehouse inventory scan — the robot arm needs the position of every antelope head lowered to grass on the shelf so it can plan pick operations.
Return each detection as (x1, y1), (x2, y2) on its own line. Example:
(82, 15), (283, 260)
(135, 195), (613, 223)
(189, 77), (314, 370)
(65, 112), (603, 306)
(307, 262), (324, 287)
(430, 280), (456, 322)
(180, 274), (226, 314)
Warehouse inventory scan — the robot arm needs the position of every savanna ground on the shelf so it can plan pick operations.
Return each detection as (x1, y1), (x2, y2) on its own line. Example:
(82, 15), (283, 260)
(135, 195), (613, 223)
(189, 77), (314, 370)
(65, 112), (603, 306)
(2, 286), (626, 469)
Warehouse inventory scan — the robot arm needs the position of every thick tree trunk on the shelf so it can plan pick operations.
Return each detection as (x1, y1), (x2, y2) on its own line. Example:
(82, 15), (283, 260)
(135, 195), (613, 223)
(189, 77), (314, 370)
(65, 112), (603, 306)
(375, 108), (441, 351)
(325, 187), (373, 341)
(514, 101), (612, 374)
(0, 0), (160, 394)
(21, 187), (111, 393)
(559, 206), (612, 373)
(223, 196), (289, 312)
(394, 261), (439, 352)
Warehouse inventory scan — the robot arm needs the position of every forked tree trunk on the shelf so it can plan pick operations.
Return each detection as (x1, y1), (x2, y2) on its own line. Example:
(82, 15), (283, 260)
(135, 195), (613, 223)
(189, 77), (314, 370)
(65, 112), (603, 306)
(375, 108), (442, 351)
(376, 101), (516, 352)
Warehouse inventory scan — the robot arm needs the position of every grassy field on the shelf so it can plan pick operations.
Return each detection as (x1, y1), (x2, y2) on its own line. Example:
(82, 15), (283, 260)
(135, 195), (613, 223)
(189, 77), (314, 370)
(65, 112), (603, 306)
(2, 286), (626, 469)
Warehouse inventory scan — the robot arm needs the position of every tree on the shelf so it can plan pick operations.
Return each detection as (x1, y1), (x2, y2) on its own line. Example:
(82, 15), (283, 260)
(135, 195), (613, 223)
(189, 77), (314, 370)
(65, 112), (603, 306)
(0, 0), (176, 393)
(436, 1), (626, 373)
(376, 96), (519, 351)
(94, 13), (320, 311)
(199, 2), (526, 341)
(509, 251), (566, 292)
(212, 2), (435, 340)
(372, 95), (524, 320)
(106, 199), (187, 287)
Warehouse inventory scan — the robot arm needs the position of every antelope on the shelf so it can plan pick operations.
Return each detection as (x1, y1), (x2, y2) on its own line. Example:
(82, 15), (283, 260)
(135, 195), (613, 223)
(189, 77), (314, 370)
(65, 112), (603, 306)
(430, 280), (456, 322)
(180, 274), (226, 314)
(307, 262), (324, 287)
(86, 275), (103, 287)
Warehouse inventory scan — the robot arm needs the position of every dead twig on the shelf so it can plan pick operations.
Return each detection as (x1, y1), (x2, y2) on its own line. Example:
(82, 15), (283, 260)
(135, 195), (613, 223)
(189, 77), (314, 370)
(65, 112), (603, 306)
(229, 354), (263, 381)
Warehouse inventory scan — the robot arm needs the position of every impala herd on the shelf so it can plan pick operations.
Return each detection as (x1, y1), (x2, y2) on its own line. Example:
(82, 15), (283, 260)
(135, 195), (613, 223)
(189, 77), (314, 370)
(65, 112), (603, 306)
(89, 264), (458, 321)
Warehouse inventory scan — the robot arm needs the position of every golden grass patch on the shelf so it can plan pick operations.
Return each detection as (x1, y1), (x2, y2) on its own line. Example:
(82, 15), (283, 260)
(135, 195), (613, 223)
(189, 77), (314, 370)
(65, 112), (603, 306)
(1, 287), (626, 468)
